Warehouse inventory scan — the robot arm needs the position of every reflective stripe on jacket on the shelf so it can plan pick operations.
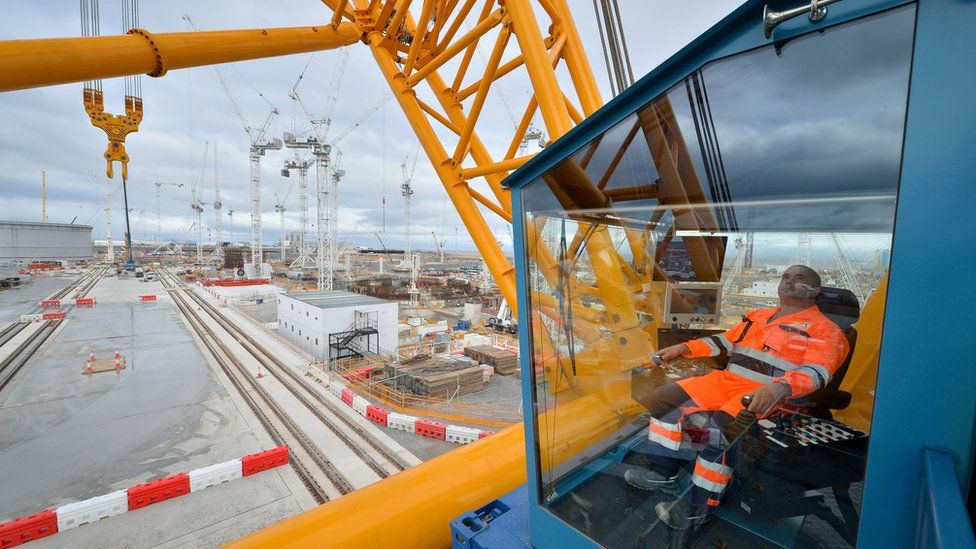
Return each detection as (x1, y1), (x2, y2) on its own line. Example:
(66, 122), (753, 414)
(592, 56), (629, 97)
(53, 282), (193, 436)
(684, 305), (849, 397)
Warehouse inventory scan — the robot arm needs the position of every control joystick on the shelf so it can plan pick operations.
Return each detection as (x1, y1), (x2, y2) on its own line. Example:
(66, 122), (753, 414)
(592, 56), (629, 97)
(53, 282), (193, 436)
(727, 394), (757, 441)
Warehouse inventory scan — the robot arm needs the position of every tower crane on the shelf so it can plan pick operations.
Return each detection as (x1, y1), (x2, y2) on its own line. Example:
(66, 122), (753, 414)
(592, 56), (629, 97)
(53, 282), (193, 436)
(431, 231), (446, 263)
(227, 208), (235, 245)
(148, 178), (183, 254)
(104, 184), (114, 263)
(182, 14), (282, 268)
(191, 141), (210, 265)
(397, 148), (420, 272)
(281, 155), (314, 269)
(210, 141), (223, 258)
(273, 193), (288, 262)
(288, 51), (386, 290)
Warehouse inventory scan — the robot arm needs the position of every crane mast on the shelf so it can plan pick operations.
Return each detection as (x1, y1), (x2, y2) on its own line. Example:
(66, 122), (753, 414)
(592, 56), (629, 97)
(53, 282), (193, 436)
(211, 141), (223, 258)
(282, 155), (314, 269)
(104, 186), (114, 263)
(151, 178), (183, 254)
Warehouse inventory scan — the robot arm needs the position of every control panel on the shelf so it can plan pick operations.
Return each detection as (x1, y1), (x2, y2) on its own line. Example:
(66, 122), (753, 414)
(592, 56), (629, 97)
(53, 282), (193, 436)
(663, 282), (723, 325)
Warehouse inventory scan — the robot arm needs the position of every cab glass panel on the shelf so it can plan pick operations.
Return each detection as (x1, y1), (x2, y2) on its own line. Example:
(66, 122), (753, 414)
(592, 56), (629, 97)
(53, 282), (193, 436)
(520, 5), (915, 547)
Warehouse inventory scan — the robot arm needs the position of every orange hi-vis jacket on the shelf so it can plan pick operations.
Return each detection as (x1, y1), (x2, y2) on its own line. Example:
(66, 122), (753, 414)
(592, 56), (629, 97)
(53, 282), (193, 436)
(683, 305), (850, 397)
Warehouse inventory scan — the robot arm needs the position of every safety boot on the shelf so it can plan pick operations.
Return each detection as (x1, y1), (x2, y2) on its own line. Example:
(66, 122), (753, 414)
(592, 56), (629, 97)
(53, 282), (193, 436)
(623, 467), (680, 494)
(654, 498), (708, 530)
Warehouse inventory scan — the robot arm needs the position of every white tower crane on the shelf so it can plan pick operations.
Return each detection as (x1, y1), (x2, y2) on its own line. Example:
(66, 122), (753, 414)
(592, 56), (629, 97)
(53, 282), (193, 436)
(274, 197), (287, 262)
(282, 156), (313, 268)
(290, 51), (389, 289)
(287, 50), (348, 290)
(192, 141), (209, 265)
(211, 141), (223, 258)
(227, 208), (234, 244)
(408, 253), (421, 306)
(431, 231), (446, 263)
(150, 178), (183, 254)
(398, 148), (419, 272)
(183, 14), (281, 268)
(105, 184), (115, 263)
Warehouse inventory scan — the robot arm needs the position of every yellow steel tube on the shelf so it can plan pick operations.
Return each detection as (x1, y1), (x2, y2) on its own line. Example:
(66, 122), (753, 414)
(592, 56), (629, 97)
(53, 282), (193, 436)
(330, 0), (352, 28)
(366, 31), (518, 308)
(230, 389), (637, 548)
(467, 185), (513, 222)
(506, 94), (540, 159)
(461, 154), (536, 179)
(407, 8), (502, 86)
(417, 98), (463, 134)
(505, 0), (574, 137)
(0, 24), (361, 93)
(452, 26), (511, 163)
(456, 51), (526, 100)
(550, 0), (603, 115)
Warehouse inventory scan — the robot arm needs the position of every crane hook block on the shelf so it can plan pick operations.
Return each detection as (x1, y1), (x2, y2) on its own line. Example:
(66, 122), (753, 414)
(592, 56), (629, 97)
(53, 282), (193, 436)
(83, 88), (143, 179)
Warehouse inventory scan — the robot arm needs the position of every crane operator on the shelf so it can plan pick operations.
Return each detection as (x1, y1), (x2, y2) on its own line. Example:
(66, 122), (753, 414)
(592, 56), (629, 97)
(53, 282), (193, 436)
(625, 265), (850, 533)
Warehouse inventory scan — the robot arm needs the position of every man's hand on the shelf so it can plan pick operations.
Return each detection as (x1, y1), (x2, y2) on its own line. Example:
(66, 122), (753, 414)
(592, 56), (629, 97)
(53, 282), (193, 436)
(746, 383), (791, 416)
(653, 344), (690, 366)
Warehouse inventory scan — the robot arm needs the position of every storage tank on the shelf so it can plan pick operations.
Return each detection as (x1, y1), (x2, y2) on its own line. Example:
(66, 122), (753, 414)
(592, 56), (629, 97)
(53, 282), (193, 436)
(463, 302), (482, 322)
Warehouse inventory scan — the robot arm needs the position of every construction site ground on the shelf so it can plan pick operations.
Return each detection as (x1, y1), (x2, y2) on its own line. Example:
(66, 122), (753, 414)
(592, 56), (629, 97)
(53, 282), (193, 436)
(0, 275), (76, 323)
(0, 274), (316, 547)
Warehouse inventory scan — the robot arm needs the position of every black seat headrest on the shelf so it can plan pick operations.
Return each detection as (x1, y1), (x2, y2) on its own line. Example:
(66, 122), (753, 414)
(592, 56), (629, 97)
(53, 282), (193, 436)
(816, 286), (860, 331)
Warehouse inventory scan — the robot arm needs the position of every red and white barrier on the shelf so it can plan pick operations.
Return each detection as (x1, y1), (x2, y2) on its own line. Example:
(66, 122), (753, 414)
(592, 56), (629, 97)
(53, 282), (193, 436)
(387, 412), (416, 433)
(139, 295), (156, 302)
(0, 447), (288, 548)
(351, 395), (369, 417)
(189, 459), (242, 492)
(329, 383), (495, 445)
(446, 425), (481, 444)
(20, 314), (43, 323)
(74, 298), (95, 308)
(42, 312), (66, 321)
(56, 491), (127, 531)
(329, 380), (345, 398)
(39, 300), (60, 309)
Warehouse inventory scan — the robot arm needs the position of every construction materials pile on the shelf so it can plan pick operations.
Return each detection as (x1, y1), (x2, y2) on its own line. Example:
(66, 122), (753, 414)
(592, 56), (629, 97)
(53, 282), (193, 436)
(386, 354), (485, 397)
(464, 345), (518, 375)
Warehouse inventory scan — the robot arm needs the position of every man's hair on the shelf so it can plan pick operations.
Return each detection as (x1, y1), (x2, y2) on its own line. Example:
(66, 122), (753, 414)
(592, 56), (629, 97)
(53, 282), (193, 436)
(787, 264), (822, 289)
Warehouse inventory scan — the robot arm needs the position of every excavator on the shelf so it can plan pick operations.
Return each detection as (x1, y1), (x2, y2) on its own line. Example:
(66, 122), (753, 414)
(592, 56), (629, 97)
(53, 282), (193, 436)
(2, 0), (974, 547)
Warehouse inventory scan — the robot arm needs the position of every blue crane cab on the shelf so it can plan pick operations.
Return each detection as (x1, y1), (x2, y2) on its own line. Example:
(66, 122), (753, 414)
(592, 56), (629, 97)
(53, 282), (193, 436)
(452, 0), (976, 547)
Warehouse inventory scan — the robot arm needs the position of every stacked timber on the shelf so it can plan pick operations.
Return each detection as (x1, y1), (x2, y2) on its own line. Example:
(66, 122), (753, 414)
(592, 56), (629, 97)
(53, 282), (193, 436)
(464, 345), (518, 375)
(386, 354), (485, 397)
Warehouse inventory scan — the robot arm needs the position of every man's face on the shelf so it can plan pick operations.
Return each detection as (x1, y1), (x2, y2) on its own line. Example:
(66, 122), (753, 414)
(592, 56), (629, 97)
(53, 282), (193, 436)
(778, 267), (820, 301)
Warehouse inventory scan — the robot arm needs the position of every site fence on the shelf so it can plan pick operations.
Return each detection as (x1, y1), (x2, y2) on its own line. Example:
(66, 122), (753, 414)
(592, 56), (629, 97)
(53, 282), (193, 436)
(321, 356), (522, 428)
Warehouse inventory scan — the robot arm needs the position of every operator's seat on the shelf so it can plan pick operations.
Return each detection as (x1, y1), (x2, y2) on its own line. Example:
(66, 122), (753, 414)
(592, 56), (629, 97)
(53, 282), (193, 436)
(801, 286), (861, 418)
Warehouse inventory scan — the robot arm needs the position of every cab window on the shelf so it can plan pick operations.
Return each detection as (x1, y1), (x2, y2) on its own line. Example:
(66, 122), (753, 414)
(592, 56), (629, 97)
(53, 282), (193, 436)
(520, 5), (914, 547)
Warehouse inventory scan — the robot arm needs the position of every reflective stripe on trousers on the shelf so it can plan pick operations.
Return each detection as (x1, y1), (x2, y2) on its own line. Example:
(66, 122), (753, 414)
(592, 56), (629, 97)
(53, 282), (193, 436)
(648, 417), (682, 450)
(691, 456), (732, 494)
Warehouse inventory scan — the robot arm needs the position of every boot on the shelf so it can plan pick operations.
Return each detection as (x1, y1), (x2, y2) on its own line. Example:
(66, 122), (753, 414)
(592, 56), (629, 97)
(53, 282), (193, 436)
(655, 498), (708, 530)
(624, 467), (680, 494)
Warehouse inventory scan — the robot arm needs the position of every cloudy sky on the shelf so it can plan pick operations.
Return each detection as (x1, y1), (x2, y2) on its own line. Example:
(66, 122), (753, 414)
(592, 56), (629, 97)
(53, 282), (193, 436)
(0, 0), (740, 252)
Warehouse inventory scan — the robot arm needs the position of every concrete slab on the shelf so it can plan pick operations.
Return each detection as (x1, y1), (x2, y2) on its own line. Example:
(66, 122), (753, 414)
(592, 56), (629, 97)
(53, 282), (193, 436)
(0, 275), (77, 323)
(0, 275), (312, 547)
(186, 300), (383, 489)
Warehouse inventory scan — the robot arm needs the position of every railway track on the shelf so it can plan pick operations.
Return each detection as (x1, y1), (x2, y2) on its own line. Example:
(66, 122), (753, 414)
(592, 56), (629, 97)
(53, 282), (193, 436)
(178, 279), (409, 476)
(0, 267), (106, 392)
(160, 269), (358, 504)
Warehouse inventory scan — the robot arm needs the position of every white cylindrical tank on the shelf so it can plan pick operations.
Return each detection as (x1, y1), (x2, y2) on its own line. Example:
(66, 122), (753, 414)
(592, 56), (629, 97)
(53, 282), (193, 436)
(463, 302), (482, 321)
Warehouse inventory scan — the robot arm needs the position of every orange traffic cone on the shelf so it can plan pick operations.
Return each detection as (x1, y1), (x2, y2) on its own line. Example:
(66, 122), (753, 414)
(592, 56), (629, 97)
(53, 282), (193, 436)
(114, 357), (122, 371)
(88, 351), (96, 363)
(256, 365), (264, 379)
(84, 359), (93, 375)
(113, 348), (121, 360)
